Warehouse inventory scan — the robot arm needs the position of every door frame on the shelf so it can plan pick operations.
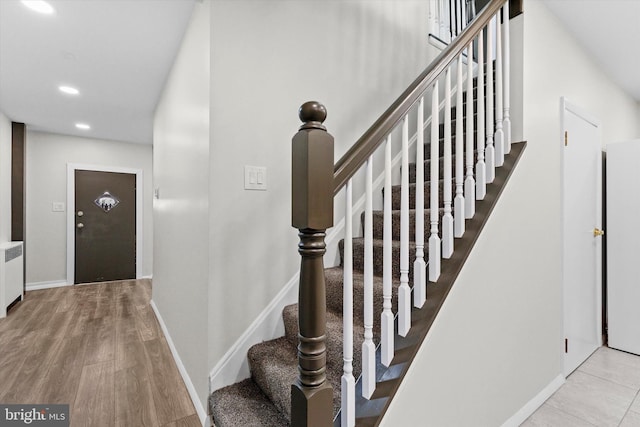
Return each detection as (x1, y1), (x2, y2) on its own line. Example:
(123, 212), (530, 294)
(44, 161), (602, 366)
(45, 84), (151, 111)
(66, 163), (143, 285)
(560, 97), (603, 375)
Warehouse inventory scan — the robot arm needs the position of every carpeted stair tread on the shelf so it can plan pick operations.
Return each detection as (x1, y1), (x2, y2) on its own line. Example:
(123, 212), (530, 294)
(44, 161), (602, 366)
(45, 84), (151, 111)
(424, 134), (479, 157)
(369, 208), (445, 241)
(408, 152), (478, 183)
(408, 154), (457, 183)
(324, 266), (399, 327)
(247, 337), (298, 421)
(209, 378), (289, 427)
(283, 303), (368, 382)
(437, 113), (478, 136)
(339, 237), (416, 279)
(247, 337), (342, 420)
(388, 179), (456, 211)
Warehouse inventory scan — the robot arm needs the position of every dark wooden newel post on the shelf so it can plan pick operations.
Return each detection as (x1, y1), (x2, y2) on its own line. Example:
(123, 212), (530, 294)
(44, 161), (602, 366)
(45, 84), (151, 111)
(291, 101), (334, 427)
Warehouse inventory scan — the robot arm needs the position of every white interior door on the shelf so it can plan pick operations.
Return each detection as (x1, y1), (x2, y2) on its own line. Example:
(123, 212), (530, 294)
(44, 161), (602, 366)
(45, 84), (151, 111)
(562, 98), (602, 376)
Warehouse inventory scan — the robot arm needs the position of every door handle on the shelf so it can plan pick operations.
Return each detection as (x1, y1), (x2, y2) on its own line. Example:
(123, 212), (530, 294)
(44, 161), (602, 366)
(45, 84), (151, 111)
(593, 228), (604, 237)
(77, 223), (84, 229)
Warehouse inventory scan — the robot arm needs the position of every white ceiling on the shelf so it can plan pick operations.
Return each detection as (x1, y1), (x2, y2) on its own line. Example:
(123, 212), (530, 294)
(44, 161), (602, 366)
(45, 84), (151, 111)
(541, 0), (640, 102)
(0, 0), (195, 144)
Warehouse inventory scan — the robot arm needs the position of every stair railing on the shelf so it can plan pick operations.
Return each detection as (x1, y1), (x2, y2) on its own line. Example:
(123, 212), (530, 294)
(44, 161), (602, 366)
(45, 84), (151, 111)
(291, 0), (510, 425)
(429, 0), (477, 43)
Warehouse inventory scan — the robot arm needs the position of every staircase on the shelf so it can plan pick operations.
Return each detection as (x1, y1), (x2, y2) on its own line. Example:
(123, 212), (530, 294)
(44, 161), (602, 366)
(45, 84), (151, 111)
(209, 1), (522, 425)
(209, 127), (525, 427)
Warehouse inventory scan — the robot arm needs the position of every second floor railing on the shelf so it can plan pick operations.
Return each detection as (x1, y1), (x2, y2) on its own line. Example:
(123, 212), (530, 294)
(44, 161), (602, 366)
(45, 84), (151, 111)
(429, 0), (477, 43)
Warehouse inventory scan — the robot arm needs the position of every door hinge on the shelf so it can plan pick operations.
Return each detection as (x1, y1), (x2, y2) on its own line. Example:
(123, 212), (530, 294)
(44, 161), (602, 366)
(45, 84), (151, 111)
(564, 131), (568, 146)
(565, 338), (568, 353)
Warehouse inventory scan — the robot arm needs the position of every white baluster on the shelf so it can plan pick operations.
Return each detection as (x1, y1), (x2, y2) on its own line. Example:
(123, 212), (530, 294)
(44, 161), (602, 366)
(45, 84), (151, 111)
(381, 136), (394, 367)
(429, 0), (438, 37)
(442, 68), (454, 259)
(362, 157), (375, 399)
(485, 17), (495, 184)
(465, 41), (476, 218)
(342, 180), (355, 427)
(461, 0), (467, 33)
(456, 0), (462, 37)
(429, 81), (441, 282)
(414, 99), (427, 308)
(503, 1), (512, 153)
(447, 0), (453, 41)
(399, 117), (411, 336)
(439, 0), (447, 42)
(494, 9), (505, 168)
(454, 54), (465, 238)
(476, 29), (487, 200)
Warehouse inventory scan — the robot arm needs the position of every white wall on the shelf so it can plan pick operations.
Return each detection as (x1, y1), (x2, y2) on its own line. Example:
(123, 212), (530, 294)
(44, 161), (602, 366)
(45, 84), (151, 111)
(25, 131), (153, 285)
(0, 112), (11, 242)
(521, 3), (638, 149)
(637, 102), (640, 136)
(381, 2), (639, 426)
(208, 0), (433, 372)
(152, 0), (209, 414)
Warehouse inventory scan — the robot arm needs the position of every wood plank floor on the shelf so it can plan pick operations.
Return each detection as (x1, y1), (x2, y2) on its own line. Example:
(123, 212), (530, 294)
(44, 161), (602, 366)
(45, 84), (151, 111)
(0, 279), (200, 427)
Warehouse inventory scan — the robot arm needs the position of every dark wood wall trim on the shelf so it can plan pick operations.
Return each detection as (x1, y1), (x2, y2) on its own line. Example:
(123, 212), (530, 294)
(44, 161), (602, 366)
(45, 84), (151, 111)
(11, 122), (26, 293)
(478, 0), (522, 18)
(11, 122), (25, 243)
(509, 0), (523, 18)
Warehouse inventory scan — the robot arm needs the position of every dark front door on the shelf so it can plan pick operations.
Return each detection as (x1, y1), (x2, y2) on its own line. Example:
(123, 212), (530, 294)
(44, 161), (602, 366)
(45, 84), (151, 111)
(75, 170), (136, 284)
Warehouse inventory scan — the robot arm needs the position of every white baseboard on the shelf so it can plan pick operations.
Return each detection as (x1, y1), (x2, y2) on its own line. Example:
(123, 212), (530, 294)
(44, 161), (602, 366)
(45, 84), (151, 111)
(207, 199), (369, 393)
(26, 280), (70, 291)
(141, 275), (153, 280)
(428, 33), (449, 51)
(208, 272), (299, 392)
(151, 300), (210, 427)
(500, 374), (565, 427)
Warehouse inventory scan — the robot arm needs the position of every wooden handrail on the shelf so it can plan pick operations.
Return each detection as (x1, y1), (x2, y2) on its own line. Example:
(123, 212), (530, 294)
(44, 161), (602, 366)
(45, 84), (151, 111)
(333, 0), (506, 195)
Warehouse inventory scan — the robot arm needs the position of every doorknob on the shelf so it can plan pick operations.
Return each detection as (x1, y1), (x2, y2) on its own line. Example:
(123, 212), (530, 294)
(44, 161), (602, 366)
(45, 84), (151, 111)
(593, 228), (604, 237)
(77, 223), (84, 229)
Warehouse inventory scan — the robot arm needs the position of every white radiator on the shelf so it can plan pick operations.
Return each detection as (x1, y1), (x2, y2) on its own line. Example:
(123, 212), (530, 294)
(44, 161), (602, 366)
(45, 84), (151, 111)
(0, 242), (23, 318)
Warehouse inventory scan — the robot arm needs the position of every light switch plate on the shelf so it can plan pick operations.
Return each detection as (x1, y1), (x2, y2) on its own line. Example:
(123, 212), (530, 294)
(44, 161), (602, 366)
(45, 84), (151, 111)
(52, 202), (65, 212)
(244, 166), (267, 191)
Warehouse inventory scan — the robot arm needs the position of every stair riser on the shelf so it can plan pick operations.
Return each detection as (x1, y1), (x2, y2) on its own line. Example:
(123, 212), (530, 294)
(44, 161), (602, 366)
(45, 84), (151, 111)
(368, 209), (445, 241)
(448, 93), (497, 115)
(408, 152), (478, 183)
(463, 85), (498, 101)
(388, 180), (456, 211)
(339, 238), (415, 281)
(324, 268), (399, 331)
(247, 339), (344, 422)
(282, 305), (367, 381)
(438, 113), (478, 135)
(425, 133), (479, 157)
(247, 340), (296, 421)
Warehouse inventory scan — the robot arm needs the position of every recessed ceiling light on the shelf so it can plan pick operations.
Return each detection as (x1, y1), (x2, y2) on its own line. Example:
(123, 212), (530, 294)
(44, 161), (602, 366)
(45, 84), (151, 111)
(75, 123), (91, 130)
(21, 1), (55, 14)
(59, 86), (79, 95)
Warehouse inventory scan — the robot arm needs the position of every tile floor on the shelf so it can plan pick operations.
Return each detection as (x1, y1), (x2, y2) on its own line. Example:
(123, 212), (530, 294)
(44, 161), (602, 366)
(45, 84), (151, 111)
(522, 346), (640, 426)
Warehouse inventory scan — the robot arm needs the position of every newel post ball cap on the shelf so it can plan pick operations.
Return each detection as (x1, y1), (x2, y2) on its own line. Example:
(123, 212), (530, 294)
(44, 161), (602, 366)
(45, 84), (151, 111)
(299, 101), (327, 131)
